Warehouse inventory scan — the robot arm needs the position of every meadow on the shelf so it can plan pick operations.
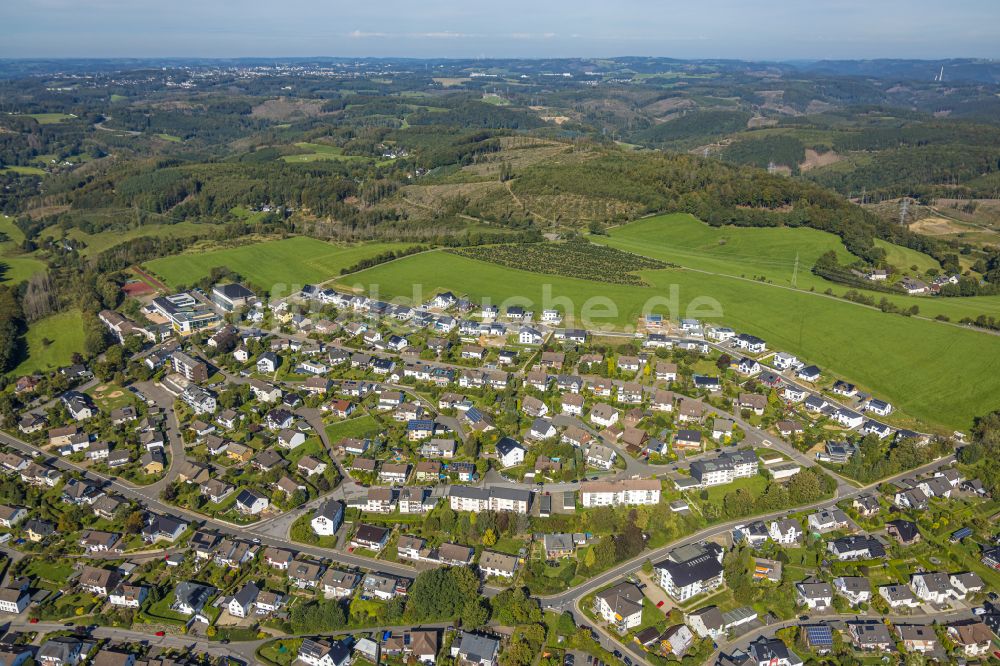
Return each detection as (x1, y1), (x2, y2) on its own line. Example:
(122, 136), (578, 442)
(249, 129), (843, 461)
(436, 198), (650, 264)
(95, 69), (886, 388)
(144, 237), (414, 290)
(0, 215), (47, 284)
(280, 142), (375, 164)
(41, 220), (220, 256)
(12, 309), (86, 375)
(598, 213), (1000, 322)
(336, 249), (1000, 431)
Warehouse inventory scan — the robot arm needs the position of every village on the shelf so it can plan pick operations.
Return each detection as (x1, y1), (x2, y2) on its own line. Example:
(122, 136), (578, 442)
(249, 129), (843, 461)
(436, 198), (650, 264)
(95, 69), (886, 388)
(0, 279), (996, 666)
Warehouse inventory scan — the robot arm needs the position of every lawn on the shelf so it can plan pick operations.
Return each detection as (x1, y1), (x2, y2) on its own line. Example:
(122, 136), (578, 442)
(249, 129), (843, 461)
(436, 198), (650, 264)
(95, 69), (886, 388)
(156, 133), (182, 142)
(87, 382), (138, 411)
(145, 237), (413, 291)
(23, 559), (75, 584)
(324, 414), (381, 442)
(335, 248), (1000, 431)
(11, 309), (87, 376)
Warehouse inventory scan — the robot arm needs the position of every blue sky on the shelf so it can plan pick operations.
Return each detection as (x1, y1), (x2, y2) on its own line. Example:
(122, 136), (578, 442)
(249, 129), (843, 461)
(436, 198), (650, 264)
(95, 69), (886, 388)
(3, 0), (998, 60)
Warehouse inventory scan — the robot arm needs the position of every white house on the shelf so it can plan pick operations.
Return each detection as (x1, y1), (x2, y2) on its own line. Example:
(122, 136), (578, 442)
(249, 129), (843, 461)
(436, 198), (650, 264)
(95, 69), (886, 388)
(496, 438), (526, 468)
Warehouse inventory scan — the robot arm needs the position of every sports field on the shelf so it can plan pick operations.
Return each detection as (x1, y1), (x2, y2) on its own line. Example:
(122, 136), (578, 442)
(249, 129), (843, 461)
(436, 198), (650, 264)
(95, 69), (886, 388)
(145, 237), (414, 290)
(598, 213), (1000, 322)
(12, 309), (86, 375)
(336, 249), (1000, 430)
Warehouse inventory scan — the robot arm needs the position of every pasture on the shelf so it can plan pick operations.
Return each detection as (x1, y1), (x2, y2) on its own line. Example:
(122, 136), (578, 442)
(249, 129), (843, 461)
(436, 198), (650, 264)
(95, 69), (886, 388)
(12, 309), (86, 375)
(280, 142), (373, 164)
(41, 220), (220, 256)
(336, 249), (1000, 430)
(599, 213), (1000, 323)
(0, 215), (46, 284)
(144, 237), (413, 291)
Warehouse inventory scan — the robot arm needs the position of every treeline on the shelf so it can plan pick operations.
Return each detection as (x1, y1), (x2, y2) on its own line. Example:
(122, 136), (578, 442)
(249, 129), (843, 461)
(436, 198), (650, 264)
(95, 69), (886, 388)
(634, 109), (752, 148)
(831, 435), (952, 484)
(706, 467), (836, 523)
(338, 245), (427, 275)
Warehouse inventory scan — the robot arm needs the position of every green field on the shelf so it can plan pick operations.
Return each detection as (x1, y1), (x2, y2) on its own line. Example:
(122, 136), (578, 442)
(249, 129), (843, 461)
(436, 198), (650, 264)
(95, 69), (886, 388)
(281, 142), (372, 164)
(336, 249), (1000, 430)
(0, 165), (46, 176)
(145, 237), (413, 290)
(156, 133), (182, 142)
(23, 113), (76, 124)
(0, 215), (46, 284)
(42, 220), (220, 256)
(325, 414), (381, 442)
(873, 238), (940, 274)
(12, 309), (87, 375)
(598, 213), (1000, 324)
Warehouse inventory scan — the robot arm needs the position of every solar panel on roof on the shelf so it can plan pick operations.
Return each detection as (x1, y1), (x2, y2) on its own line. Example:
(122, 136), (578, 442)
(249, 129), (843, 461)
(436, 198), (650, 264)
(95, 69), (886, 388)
(805, 625), (834, 645)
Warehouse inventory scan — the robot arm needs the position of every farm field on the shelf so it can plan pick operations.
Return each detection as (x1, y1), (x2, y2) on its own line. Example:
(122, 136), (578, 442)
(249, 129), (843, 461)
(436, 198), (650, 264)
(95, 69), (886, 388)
(336, 249), (1000, 430)
(0, 165), (46, 175)
(11, 309), (86, 376)
(598, 213), (1000, 322)
(41, 220), (221, 256)
(281, 142), (375, 164)
(144, 237), (414, 291)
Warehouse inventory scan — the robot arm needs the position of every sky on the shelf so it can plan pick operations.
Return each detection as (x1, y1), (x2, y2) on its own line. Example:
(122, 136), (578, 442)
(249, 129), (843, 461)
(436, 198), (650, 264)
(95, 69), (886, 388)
(3, 0), (999, 60)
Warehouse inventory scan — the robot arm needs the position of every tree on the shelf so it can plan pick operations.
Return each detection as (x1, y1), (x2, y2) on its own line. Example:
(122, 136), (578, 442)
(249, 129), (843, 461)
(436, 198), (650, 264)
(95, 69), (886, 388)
(461, 598), (489, 630)
(481, 528), (498, 547)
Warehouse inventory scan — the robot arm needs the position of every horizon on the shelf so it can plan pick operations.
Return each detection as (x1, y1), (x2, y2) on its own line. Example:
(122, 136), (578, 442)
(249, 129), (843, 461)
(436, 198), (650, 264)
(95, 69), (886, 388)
(4, 0), (999, 60)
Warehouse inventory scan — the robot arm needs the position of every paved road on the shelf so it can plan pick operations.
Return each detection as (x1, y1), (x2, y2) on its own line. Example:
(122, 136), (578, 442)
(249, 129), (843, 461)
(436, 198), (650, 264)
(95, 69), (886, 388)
(0, 430), (421, 580)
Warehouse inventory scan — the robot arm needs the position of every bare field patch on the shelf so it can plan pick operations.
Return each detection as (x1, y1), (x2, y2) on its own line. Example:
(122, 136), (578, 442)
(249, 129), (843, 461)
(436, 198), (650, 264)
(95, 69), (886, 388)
(251, 97), (327, 120)
(799, 148), (842, 171)
(909, 216), (972, 235)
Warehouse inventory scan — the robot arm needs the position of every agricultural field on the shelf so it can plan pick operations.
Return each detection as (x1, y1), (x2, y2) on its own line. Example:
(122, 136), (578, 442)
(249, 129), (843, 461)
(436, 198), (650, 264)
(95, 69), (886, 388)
(11, 309), (86, 375)
(22, 112), (77, 124)
(280, 142), (375, 164)
(450, 239), (668, 285)
(598, 213), (1000, 323)
(144, 237), (415, 291)
(336, 249), (1000, 431)
(41, 220), (221, 256)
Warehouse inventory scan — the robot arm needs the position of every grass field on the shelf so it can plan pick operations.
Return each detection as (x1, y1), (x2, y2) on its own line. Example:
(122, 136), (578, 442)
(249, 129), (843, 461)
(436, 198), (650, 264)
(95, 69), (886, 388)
(873, 238), (941, 274)
(11, 309), (86, 375)
(156, 133), (182, 142)
(281, 142), (373, 164)
(336, 249), (1000, 430)
(0, 215), (46, 284)
(325, 414), (381, 442)
(42, 220), (219, 256)
(144, 237), (413, 290)
(23, 113), (76, 124)
(0, 165), (46, 176)
(0, 255), (47, 284)
(598, 213), (1000, 324)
